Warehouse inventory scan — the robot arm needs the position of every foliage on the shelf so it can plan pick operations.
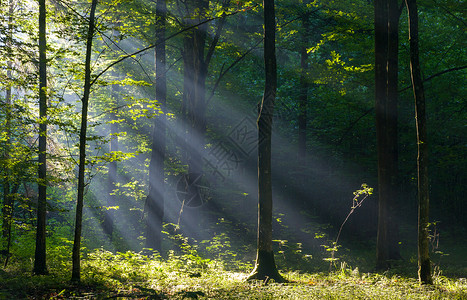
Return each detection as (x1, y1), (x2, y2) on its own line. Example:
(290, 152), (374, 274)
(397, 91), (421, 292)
(0, 246), (466, 299)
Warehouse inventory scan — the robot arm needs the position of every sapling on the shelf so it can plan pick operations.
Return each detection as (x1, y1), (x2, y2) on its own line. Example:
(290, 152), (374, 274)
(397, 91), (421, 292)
(428, 221), (449, 279)
(325, 184), (373, 271)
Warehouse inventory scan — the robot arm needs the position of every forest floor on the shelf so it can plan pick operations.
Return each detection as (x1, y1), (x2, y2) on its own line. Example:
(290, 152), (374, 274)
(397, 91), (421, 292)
(0, 246), (466, 300)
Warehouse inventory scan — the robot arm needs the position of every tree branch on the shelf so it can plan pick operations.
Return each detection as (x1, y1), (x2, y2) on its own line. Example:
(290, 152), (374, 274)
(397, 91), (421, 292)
(207, 37), (263, 105)
(205, 0), (230, 67)
(399, 65), (467, 92)
(90, 5), (258, 88)
(336, 107), (373, 146)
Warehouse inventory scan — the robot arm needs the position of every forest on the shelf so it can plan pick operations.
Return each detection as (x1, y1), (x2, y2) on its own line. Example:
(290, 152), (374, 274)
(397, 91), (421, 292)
(0, 0), (466, 298)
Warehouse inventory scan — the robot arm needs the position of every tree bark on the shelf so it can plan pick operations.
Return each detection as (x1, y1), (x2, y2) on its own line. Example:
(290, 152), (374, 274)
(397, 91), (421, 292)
(248, 0), (284, 283)
(103, 83), (119, 240)
(145, 0), (167, 252)
(187, 0), (208, 177)
(33, 0), (48, 275)
(375, 0), (389, 269)
(183, 0), (229, 177)
(181, 30), (194, 166)
(72, 0), (98, 282)
(375, 0), (401, 270)
(298, 14), (310, 163)
(179, 0), (228, 221)
(386, 0), (401, 262)
(3, 82), (12, 242)
(2, 60), (14, 252)
(405, 0), (432, 285)
(2, 0), (14, 241)
(3, 183), (19, 268)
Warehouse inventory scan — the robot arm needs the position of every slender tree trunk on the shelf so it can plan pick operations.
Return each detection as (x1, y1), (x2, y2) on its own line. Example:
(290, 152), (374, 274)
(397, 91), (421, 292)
(72, 0), (98, 282)
(298, 16), (310, 162)
(248, 0), (283, 283)
(145, 0), (167, 252)
(2, 170), (11, 241)
(179, 0), (228, 216)
(405, 0), (432, 284)
(2, 70), (12, 247)
(182, 32), (194, 166)
(179, 4), (196, 218)
(2, 72), (13, 251)
(375, 0), (402, 270)
(2, 0), (14, 240)
(185, 0), (228, 177)
(103, 83), (119, 239)
(2, 24), (19, 261)
(3, 183), (19, 268)
(386, 0), (401, 261)
(3, 76), (12, 240)
(187, 0), (208, 178)
(33, 0), (48, 275)
(375, 0), (389, 269)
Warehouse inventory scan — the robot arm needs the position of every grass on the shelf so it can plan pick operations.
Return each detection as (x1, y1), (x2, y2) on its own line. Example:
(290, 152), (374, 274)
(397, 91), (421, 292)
(0, 248), (466, 299)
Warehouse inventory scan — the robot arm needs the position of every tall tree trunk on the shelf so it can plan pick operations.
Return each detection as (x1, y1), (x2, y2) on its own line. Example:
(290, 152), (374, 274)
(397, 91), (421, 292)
(247, 0), (283, 283)
(2, 0), (14, 241)
(179, 0), (228, 216)
(405, 0), (432, 285)
(297, 15), (310, 162)
(375, 0), (389, 269)
(187, 0), (208, 178)
(181, 32), (194, 166)
(103, 83), (119, 240)
(145, 0), (167, 252)
(33, 0), (48, 275)
(375, 0), (402, 270)
(3, 183), (19, 267)
(2, 75), (12, 240)
(385, 0), (401, 261)
(184, 0), (228, 177)
(2, 66), (13, 250)
(72, 0), (98, 282)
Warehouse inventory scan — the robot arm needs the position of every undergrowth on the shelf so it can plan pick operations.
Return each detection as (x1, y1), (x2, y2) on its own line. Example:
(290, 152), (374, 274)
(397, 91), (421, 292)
(0, 242), (466, 299)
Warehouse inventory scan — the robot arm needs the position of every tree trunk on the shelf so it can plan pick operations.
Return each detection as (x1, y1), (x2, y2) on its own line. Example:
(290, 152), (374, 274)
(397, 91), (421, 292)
(177, 2), (197, 228)
(297, 15), (310, 163)
(33, 0), (48, 275)
(72, 0), (98, 282)
(2, 0), (13, 240)
(375, 0), (401, 270)
(375, 0), (389, 269)
(3, 75), (13, 242)
(102, 83), (119, 240)
(187, 0), (208, 178)
(145, 0), (167, 252)
(184, 0), (228, 177)
(181, 31), (194, 166)
(385, 0), (401, 262)
(405, 0), (432, 285)
(248, 0), (284, 283)
(2, 64), (15, 254)
(2, 170), (11, 241)
(179, 0), (227, 225)
(3, 183), (19, 267)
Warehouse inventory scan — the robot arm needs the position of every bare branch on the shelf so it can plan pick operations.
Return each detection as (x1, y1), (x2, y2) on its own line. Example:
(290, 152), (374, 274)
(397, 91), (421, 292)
(399, 65), (467, 92)
(90, 5), (258, 88)
(207, 37), (263, 105)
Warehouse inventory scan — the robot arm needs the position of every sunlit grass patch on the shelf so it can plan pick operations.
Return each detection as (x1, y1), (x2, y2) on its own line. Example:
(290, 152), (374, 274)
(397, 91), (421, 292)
(0, 247), (466, 299)
(77, 248), (466, 299)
